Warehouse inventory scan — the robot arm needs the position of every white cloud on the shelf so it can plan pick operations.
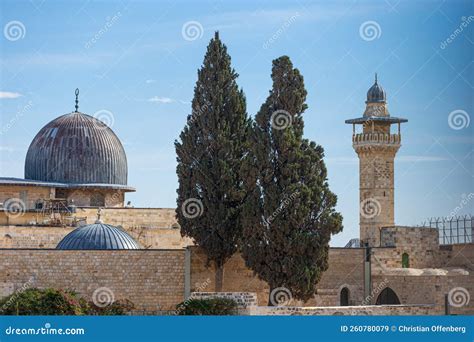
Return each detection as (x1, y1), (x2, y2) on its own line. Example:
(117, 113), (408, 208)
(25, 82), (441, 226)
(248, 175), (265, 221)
(146, 79), (156, 84)
(148, 96), (174, 104)
(0, 91), (22, 99)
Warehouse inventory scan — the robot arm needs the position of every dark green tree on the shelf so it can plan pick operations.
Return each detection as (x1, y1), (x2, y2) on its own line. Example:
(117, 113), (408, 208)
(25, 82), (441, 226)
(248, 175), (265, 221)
(175, 32), (251, 291)
(241, 56), (343, 305)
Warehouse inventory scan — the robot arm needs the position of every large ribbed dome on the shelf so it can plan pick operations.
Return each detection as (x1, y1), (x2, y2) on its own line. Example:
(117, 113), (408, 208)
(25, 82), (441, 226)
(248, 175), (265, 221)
(25, 112), (127, 185)
(56, 222), (141, 250)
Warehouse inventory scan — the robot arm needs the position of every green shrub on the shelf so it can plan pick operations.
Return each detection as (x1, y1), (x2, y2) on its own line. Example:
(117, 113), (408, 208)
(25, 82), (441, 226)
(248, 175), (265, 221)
(0, 288), (134, 316)
(175, 297), (238, 315)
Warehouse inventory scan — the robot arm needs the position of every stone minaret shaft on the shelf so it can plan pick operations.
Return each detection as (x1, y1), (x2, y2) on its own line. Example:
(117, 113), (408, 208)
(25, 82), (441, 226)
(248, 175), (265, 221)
(345, 75), (407, 247)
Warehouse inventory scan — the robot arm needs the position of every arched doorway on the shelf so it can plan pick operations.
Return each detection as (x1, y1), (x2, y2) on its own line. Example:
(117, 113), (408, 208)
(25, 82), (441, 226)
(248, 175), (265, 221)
(376, 287), (400, 305)
(340, 287), (350, 306)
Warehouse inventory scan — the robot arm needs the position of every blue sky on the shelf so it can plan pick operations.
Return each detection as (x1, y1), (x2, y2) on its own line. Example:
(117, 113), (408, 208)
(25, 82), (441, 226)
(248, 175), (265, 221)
(0, 0), (472, 246)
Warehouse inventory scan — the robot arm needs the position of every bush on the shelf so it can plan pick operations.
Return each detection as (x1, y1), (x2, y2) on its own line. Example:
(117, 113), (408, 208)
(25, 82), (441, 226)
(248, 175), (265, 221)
(0, 288), (134, 315)
(175, 297), (238, 315)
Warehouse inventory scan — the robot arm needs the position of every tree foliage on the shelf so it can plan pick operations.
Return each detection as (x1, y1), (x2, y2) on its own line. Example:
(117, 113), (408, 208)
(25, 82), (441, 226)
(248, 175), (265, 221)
(241, 56), (343, 303)
(175, 298), (238, 315)
(175, 32), (251, 290)
(0, 288), (134, 315)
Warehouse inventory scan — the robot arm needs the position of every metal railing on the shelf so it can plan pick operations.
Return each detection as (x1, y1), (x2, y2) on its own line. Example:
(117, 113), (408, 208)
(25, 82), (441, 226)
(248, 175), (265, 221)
(352, 133), (401, 145)
(421, 215), (473, 245)
(344, 238), (361, 248)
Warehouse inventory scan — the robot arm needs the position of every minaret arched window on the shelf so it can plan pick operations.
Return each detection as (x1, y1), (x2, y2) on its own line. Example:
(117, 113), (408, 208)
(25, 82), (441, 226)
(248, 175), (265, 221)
(402, 253), (409, 268)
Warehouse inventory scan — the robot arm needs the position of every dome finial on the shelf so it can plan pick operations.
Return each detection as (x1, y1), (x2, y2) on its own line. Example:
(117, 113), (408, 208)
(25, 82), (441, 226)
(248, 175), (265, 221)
(375, 73), (378, 84)
(95, 207), (103, 224)
(74, 88), (79, 112)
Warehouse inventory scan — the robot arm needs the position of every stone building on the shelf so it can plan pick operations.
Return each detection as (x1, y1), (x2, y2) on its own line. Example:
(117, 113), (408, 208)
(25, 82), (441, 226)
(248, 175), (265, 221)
(0, 90), (134, 227)
(0, 81), (472, 315)
(345, 74), (407, 247)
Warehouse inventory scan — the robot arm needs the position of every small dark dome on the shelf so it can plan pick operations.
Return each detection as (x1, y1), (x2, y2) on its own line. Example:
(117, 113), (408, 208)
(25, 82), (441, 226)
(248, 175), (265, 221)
(25, 112), (127, 185)
(366, 74), (386, 103)
(56, 222), (140, 250)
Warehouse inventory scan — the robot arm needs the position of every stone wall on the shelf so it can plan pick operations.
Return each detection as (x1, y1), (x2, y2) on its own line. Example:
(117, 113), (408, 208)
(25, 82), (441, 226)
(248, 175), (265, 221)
(0, 186), (52, 213)
(251, 304), (442, 315)
(188, 292), (443, 315)
(375, 227), (450, 269)
(78, 207), (178, 228)
(371, 273), (473, 315)
(0, 249), (186, 311)
(0, 225), (191, 250)
(0, 207), (192, 249)
(0, 185), (126, 216)
(0, 206), (178, 227)
(189, 247), (365, 307)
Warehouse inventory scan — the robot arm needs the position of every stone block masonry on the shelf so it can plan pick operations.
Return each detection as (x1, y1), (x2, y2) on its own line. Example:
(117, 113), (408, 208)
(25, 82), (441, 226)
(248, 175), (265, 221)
(189, 247), (365, 307)
(0, 249), (186, 311)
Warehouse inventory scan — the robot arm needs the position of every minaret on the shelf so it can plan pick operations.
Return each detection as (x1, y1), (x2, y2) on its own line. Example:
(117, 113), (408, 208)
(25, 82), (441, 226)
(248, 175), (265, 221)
(345, 74), (407, 247)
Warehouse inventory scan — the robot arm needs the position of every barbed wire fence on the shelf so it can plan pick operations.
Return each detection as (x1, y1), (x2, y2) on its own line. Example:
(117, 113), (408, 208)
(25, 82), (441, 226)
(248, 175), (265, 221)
(420, 215), (473, 245)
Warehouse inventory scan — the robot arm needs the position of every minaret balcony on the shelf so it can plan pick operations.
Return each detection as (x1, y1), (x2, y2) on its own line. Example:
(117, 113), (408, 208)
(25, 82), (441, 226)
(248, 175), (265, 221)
(352, 133), (401, 146)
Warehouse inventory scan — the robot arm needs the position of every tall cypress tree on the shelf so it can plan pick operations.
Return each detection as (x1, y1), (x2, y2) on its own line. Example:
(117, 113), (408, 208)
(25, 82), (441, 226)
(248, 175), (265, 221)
(175, 32), (250, 291)
(241, 56), (343, 304)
